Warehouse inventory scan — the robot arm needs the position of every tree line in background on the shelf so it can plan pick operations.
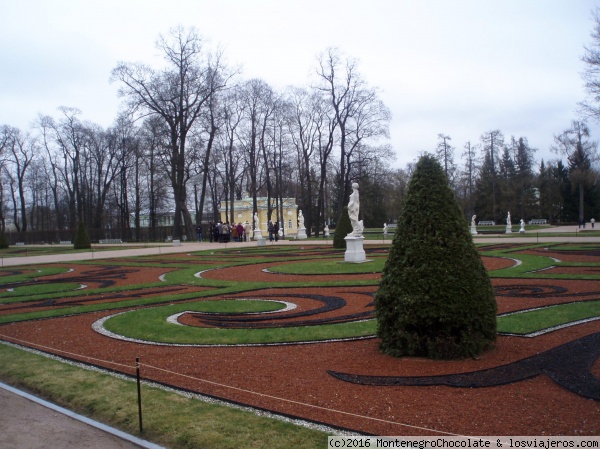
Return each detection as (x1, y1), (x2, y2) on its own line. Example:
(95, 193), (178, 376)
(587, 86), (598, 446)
(0, 23), (600, 244)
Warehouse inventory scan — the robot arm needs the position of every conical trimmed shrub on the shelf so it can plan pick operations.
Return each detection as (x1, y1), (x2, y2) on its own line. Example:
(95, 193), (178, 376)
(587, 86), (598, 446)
(376, 155), (497, 359)
(73, 222), (91, 250)
(333, 206), (352, 249)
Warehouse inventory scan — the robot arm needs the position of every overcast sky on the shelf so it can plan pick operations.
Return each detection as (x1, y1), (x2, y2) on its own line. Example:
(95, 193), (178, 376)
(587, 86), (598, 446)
(1, 0), (599, 168)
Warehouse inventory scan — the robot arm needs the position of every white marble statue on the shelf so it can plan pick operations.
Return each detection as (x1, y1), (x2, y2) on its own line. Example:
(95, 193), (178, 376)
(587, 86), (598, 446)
(324, 225), (330, 237)
(296, 210), (307, 239)
(506, 211), (512, 234)
(470, 214), (478, 235)
(383, 223), (388, 235)
(254, 212), (259, 229)
(519, 219), (525, 233)
(348, 183), (364, 236)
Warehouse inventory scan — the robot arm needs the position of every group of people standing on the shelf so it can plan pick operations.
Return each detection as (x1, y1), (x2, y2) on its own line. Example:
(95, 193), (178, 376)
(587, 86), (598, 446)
(207, 222), (251, 243)
(195, 219), (283, 243)
(267, 220), (280, 242)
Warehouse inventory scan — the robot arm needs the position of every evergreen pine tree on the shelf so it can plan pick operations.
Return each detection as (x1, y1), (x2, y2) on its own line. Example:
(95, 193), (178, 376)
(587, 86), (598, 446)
(333, 206), (353, 249)
(73, 222), (92, 250)
(376, 155), (497, 359)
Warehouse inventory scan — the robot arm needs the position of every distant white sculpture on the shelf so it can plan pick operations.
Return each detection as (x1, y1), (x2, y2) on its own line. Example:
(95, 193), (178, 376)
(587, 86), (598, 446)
(298, 210), (305, 229)
(344, 182), (366, 263)
(519, 219), (525, 234)
(471, 215), (478, 235)
(297, 209), (307, 239)
(506, 212), (512, 234)
(383, 223), (388, 235)
(348, 182), (364, 237)
(253, 212), (263, 240)
(324, 225), (330, 237)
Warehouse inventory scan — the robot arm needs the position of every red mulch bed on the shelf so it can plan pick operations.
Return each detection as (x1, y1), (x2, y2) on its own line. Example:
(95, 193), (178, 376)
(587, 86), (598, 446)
(0, 253), (598, 436)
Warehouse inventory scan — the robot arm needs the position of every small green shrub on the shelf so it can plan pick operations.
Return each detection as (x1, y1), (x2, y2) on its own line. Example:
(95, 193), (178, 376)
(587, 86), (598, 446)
(375, 155), (497, 359)
(0, 229), (9, 249)
(333, 206), (352, 249)
(73, 222), (91, 250)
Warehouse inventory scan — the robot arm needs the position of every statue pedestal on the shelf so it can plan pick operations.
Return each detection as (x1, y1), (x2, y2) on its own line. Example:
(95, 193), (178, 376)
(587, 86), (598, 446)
(297, 227), (307, 239)
(506, 226), (512, 234)
(253, 229), (263, 240)
(470, 225), (477, 235)
(344, 235), (366, 263)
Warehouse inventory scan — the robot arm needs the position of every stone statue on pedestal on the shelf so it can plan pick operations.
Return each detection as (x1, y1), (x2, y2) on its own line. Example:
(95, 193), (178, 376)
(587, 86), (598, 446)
(348, 183), (364, 237)
(253, 212), (263, 241)
(297, 209), (307, 239)
(344, 182), (366, 263)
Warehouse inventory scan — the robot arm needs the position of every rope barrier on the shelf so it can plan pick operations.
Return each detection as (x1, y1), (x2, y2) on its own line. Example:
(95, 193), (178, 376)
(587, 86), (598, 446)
(141, 361), (462, 436)
(0, 334), (134, 371)
(0, 334), (465, 437)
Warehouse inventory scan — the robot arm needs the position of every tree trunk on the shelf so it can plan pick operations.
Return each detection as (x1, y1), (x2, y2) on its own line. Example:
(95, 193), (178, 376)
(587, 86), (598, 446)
(579, 182), (585, 224)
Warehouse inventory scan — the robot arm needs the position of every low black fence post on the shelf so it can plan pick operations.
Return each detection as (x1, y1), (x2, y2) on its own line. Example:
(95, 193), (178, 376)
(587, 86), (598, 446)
(136, 357), (143, 433)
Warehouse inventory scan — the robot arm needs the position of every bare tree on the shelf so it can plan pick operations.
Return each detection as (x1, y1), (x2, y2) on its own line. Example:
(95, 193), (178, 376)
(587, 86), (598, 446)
(238, 79), (275, 228)
(313, 93), (337, 232)
(38, 115), (68, 235)
(459, 141), (478, 216)
(480, 130), (504, 221)
(195, 85), (224, 227)
(435, 133), (455, 183)
(272, 105), (293, 237)
(316, 48), (391, 217)
(256, 82), (278, 222)
(217, 86), (245, 224)
(40, 107), (88, 230)
(580, 8), (600, 120)
(286, 87), (319, 235)
(2, 127), (36, 237)
(139, 116), (170, 240)
(112, 26), (231, 240)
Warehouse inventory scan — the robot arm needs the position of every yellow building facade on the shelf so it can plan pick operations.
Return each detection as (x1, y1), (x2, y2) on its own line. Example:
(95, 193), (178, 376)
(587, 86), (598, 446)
(219, 195), (299, 236)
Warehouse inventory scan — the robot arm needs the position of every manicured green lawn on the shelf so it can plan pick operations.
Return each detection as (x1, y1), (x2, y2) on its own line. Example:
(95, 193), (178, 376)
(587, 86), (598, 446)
(103, 299), (376, 345)
(497, 300), (600, 334)
(0, 282), (82, 303)
(267, 257), (385, 275)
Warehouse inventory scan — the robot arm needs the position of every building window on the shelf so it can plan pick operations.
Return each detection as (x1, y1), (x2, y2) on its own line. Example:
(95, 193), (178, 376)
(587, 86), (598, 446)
(288, 219), (293, 229)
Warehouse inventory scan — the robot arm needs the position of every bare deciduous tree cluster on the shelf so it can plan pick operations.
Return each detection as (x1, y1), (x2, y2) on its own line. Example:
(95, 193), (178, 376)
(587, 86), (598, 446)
(2, 18), (600, 244)
(0, 28), (396, 242)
